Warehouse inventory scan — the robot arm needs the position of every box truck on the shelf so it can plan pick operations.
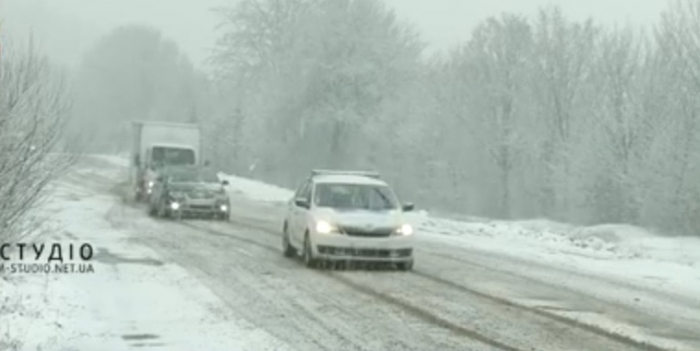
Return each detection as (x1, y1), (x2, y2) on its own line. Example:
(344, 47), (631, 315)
(130, 121), (202, 201)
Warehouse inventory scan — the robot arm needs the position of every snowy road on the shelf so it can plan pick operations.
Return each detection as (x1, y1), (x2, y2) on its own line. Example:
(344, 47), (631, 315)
(3, 156), (699, 351)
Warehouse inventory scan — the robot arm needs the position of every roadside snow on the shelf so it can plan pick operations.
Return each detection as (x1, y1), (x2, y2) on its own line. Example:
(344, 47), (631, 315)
(417, 217), (700, 296)
(218, 173), (294, 203)
(0, 160), (288, 351)
(91, 153), (130, 168)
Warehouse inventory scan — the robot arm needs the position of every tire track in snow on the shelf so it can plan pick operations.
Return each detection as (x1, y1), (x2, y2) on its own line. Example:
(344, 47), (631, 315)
(189, 216), (681, 351)
(413, 245), (700, 350)
(108, 205), (471, 351)
(106, 181), (680, 351)
(182, 220), (655, 351)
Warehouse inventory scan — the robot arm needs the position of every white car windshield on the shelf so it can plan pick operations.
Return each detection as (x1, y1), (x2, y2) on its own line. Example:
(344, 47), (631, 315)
(313, 183), (399, 210)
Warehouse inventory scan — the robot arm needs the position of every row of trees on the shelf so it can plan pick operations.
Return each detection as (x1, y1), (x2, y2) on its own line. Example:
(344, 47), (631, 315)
(202, 0), (700, 236)
(15, 0), (697, 237)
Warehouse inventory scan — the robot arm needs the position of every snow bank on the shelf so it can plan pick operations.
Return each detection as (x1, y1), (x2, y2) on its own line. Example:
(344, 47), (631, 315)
(218, 173), (294, 203)
(1, 169), (286, 350)
(418, 217), (700, 266)
(416, 216), (700, 301)
(87, 153), (130, 168)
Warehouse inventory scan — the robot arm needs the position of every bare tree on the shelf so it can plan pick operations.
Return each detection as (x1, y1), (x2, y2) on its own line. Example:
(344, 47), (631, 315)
(647, 0), (700, 234)
(0, 38), (73, 242)
(531, 6), (600, 218)
(459, 15), (534, 218)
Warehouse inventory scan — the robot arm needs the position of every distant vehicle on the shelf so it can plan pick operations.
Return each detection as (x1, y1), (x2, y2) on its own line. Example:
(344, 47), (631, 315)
(282, 169), (415, 270)
(130, 121), (203, 202)
(147, 165), (230, 220)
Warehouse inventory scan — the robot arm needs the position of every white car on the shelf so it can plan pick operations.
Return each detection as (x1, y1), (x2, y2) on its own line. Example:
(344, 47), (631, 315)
(281, 169), (415, 270)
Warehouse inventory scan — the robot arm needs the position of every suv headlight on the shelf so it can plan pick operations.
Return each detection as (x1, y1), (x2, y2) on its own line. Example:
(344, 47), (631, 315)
(395, 224), (413, 236)
(315, 220), (337, 234)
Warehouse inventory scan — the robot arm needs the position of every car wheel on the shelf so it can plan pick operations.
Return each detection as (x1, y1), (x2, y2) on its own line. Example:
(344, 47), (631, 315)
(303, 232), (317, 268)
(156, 201), (165, 218)
(282, 223), (297, 258)
(397, 260), (414, 271)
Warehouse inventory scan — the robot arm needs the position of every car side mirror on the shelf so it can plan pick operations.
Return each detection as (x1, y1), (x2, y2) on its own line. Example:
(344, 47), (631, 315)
(221, 180), (229, 186)
(402, 202), (414, 212)
(295, 197), (310, 209)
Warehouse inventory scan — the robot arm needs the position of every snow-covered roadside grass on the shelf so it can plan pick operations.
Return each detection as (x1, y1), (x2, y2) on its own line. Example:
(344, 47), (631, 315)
(217, 171), (700, 299)
(0, 157), (286, 350)
(218, 172), (294, 203)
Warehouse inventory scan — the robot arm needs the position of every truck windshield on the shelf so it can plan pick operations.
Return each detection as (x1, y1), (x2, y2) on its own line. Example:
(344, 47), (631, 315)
(152, 147), (195, 167)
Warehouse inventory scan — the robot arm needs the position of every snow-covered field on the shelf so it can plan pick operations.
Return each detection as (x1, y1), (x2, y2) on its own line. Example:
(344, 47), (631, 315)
(0, 158), (284, 351)
(218, 171), (700, 301)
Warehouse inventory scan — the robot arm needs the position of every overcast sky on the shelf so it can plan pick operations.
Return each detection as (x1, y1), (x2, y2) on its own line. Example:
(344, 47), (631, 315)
(0, 0), (669, 70)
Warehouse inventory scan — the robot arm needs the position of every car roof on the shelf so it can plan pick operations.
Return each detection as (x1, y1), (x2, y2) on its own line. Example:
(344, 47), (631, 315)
(312, 174), (388, 186)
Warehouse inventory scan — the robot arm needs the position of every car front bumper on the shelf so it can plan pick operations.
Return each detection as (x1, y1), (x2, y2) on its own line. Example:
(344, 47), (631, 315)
(310, 233), (414, 262)
(170, 200), (229, 217)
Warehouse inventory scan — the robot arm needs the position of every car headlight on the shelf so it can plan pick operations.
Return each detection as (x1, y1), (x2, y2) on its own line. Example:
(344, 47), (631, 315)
(315, 220), (336, 234)
(395, 224), (413, 236)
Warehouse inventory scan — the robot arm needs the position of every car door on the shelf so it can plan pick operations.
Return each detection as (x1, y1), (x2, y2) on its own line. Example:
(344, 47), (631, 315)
(286, 181), (304, 241)
(291, 181), (312, 245)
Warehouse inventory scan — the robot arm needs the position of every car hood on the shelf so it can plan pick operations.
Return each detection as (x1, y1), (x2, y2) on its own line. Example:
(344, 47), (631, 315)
(314, 208), (404, 229)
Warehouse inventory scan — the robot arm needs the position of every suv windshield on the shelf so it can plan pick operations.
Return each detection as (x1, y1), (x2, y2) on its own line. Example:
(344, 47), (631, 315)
(169, 168), (219, 184)
(313, 183), (399, 210)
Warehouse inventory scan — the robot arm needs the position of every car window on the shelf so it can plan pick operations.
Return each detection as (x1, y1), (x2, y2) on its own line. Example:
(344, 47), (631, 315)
(293, 181), (312, 207)
(294, 180), (309, 198)
(314, 183), (398, 210)
(299, 181), (312, 201)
